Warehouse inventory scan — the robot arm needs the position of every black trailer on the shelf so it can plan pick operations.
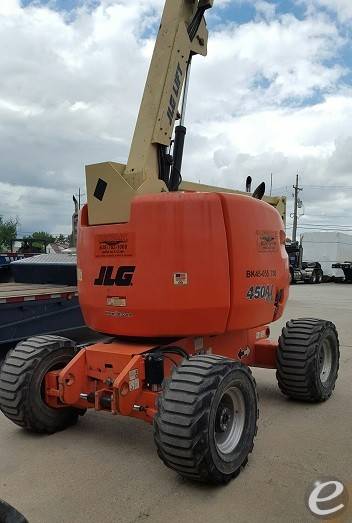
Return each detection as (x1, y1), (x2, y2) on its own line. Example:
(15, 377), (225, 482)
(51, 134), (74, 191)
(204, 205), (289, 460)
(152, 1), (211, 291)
(0, 253), (100, 361)
(0, 283), (84, 355)
(0, 253), (26, 283)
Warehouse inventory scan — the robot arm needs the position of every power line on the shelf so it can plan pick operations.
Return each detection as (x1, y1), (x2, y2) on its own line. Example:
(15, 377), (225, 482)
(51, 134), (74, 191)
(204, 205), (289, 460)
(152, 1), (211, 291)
(294, 227), (352, 232)
(300, 215), (352, 220)
(287, 222), (352, 227)
(273, 185), (352, 190)
(300, 185), (352, 190)
(288, 222), (352, 227)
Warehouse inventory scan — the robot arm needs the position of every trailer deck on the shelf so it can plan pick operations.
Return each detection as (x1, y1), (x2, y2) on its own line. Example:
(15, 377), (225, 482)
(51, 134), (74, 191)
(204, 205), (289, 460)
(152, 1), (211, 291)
(0, 283), (84, 351)
(0, 282), (77, 302)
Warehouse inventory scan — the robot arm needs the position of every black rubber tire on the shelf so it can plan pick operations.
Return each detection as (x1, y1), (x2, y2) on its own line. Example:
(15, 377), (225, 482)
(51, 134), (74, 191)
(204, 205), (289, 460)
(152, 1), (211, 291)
(0, 350), (7, 368)
(316, 270), (323, 284)
(309, 271), (317, 284)
(0, 499), (28, 523)
(153, 355), (258, 484)
(277, 319), (339, 402)
(0, 335), (83, 433)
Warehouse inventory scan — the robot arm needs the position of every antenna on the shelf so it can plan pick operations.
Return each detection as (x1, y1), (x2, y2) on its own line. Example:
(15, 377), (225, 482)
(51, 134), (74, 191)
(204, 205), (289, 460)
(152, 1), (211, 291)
(246, 176), (252, 193)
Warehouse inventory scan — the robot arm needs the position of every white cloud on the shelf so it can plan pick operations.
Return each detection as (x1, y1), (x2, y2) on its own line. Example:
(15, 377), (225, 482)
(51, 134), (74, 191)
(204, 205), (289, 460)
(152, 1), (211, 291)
(0, 0), (351, 236)
(255, 1), (276, 21)
(0, 0), (21, 16)
(305, 0), (352, 21)
(191, 12), (344, 117)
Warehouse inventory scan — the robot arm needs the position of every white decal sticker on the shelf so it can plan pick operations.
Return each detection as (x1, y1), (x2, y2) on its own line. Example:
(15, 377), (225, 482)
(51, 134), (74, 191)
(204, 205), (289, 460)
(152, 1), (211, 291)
(129, 369), (140, 391)
(173, 272), (188, 285)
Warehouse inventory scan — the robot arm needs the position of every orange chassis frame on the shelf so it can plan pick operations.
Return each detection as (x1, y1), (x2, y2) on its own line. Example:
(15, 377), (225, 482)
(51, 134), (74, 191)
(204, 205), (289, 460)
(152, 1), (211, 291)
(45, 327), (276, 424)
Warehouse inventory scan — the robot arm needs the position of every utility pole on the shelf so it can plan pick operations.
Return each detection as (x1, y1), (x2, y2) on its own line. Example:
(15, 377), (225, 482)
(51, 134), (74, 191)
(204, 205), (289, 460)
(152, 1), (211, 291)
(292, 174), (303, 243)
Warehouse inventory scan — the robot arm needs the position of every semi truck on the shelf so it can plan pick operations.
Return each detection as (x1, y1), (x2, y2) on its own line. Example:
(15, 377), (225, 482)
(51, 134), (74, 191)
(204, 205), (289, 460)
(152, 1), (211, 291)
(286, 232), (352, 283)
(286, 241), (323, 284)
(302, 231), (352, 281)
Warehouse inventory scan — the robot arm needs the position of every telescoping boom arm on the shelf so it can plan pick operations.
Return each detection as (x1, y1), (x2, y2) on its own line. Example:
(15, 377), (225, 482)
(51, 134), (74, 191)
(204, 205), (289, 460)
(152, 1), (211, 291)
(86, 0), (214, 225)
(126, 0), (214, 191)
(85, 0), (286, 226)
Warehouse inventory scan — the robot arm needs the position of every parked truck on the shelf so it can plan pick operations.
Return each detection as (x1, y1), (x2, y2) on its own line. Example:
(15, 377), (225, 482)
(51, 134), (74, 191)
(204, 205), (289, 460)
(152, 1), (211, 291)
(301, 231), (352, 281)
(332, 262), (352, 282)
(286, 241), (323, 284)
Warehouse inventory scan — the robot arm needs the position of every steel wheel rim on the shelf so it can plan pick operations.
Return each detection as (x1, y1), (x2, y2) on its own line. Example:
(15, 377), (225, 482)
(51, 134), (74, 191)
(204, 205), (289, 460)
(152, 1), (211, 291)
(214, 387), (245, 455)
(320, 338), (333, 383)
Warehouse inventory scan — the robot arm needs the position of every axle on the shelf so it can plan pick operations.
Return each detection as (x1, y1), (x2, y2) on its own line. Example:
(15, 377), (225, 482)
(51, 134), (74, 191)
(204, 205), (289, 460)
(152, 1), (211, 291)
(45, 327), (276, 421)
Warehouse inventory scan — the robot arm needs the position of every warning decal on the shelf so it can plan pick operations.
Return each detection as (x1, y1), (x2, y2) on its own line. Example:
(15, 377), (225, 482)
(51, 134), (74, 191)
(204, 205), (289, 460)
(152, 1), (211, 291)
(96, 233), (135, 257)
(257, 231), (279, 253)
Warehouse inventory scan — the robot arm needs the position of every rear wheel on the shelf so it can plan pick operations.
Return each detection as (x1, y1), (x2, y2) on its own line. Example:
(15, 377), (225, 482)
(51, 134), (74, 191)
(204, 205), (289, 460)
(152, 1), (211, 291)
(277, 319), (339, 402)
(0, 335), (83, 433)
(309, 271), (317, 284)
(316, 270), (323, 284)
(0, 499), (28, 523)
(154, 355), (258, 484)
(0, 350), (7, 368)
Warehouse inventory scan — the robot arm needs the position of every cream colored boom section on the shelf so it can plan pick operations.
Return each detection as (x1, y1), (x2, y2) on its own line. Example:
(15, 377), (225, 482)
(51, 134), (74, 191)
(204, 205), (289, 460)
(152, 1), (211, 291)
(180, 181), (287, 224)
(86, 0), (213, 225)
(125, 0), (211, 185)
(85, 0), (286, 227)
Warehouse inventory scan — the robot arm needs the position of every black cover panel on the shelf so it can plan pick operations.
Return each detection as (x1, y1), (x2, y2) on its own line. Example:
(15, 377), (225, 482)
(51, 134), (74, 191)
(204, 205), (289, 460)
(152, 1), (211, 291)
(11, 254), (77, 285)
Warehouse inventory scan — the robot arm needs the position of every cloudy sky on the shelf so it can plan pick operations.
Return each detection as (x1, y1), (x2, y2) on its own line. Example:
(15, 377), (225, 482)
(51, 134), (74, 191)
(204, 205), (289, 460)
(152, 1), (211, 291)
(1, 0), (352, 237)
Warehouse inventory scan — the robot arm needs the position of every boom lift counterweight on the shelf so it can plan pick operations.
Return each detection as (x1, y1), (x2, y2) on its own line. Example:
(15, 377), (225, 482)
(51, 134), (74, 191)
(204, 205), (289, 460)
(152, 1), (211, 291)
(0, 0), (340, 485)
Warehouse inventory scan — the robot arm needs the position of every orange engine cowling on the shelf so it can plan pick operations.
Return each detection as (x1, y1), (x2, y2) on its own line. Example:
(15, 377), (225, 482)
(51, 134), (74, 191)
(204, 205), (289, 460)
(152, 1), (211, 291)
(77, 192), (289, 337)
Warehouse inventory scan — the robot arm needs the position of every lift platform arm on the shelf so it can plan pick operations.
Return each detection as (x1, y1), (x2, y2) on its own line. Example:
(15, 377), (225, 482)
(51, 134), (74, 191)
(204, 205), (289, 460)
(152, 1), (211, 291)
(86, 0), (214, 225)
(85, 0), (286, 227)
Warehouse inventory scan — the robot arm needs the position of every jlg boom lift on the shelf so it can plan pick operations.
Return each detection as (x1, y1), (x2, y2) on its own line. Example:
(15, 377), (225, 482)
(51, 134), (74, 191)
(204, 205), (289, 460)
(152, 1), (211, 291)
(0, 0), (339, 484)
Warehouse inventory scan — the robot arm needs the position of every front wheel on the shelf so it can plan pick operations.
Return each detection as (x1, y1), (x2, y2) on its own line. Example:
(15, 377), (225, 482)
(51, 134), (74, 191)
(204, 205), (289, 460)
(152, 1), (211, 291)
(154, 355), (258, 484)
(277, 319), (339, 402)
(0, 335), (84, 433)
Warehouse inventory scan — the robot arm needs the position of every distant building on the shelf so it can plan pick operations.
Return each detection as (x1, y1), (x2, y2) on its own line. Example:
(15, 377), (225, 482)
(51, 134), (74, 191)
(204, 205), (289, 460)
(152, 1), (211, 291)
(47, 243), (64, 254)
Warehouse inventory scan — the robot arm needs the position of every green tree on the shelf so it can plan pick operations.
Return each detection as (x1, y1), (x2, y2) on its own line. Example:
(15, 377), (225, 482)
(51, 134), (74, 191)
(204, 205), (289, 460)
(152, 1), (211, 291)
(0, 216), (18, 251)
(55, 234), (70, 247)
(25, 231), (55, 251)
(31, 231), (55, 243)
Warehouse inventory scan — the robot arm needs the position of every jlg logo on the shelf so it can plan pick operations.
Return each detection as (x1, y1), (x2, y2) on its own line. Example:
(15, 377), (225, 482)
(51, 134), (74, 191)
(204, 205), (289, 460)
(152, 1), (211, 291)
(166, 62), (183, 126)
(94, 266), (136, 286)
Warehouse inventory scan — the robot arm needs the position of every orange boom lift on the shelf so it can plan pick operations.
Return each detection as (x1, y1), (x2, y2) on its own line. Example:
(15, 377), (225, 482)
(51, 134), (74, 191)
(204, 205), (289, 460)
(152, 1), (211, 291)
(0, 0), (339, 484)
